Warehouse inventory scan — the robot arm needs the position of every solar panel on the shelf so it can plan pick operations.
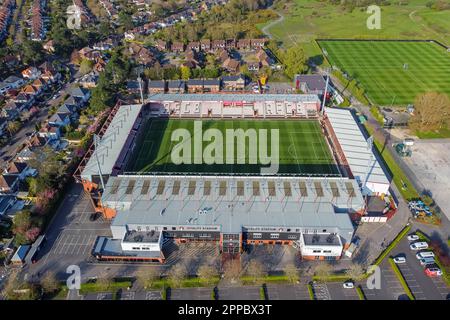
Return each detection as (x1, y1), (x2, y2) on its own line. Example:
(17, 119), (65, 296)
(219, 181), (227, 196)
(188, 181), (196, 195)
(204, 181), (211, 196)
(329, 181), (340, 197)
(141, 179), (150, 194)
(284, 182), (292, 197)
(172, 180), (180, 195)
(156, 180), (165, 195)
(237, 181), (244, 196)
(125, 179), (136, 195)
(110, 179), (121, 195)
(253, 181), (260, 196)
(299, 181), (307, 197)
(314, 182), (324, 197)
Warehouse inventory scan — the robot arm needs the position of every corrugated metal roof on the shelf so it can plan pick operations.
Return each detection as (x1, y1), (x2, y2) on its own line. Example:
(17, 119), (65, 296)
(81, 104), (143, 181)
(325, 107), (390, 194)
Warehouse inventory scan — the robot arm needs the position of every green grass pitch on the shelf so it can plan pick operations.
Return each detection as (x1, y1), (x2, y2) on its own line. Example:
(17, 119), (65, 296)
(126, 119), (339, 175)
(318, 40), (450, 106)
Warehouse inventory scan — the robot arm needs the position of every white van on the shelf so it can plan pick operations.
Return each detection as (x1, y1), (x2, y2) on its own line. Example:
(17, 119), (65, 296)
(416, 251), (435, 259)
(410, 241), (428, 250)
(419, 257), (435, 266)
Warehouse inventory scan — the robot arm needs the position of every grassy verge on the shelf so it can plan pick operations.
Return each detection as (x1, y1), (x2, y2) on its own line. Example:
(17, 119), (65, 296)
(356, 286), (365, 300)
(148, 276), (220, 289)
(389, 258), (415, 300)
(370, 106), (384, 125)
(307, 283), (315, 300)
(331, 69), (370, 105)
(78, 281), (132, 295)
(415, 128), (450, 139)
(373, 224), (412, 266)
(259, 286), (266, 300)
(241, 274), (291, 285)
(312, 274), (350, 282)
(364, 124), (420, 200)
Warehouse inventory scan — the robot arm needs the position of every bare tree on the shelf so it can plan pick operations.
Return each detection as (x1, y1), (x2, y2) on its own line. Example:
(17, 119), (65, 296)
(222, 259), (242, 285)
(313, 262), (332, 279)
(409, 92), (450, 132)
(136, 267), (160, 289)
(167, 264), (188, 288)
(197, 263), (219, 286)
(283, 263), (300, 284)
(245, 260), (267, 284)
(97, 273), (113, 292)
(41, 272), (60, 294)
(345, 263), (364, 280)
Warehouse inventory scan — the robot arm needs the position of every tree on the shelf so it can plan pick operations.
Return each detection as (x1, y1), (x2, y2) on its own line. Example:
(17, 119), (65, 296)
(197, 264), (218, 286)
(222, 259), (242, 284)
(13, 210), (32, 236)
(314, 262), (332, 279)
(282, 44), (307, 79)
(180, 66), (191, 80)
(79, 59), (94, 75)
(97, 274), (113, 291)
(284, 263), (300, 284)
(6, 121), (21, 136)
(21, 40), (45, 65)
(245, 260), (266, 283)
(345, 263), (364, 281)
(167, 264), (188, 288)
(41, 272), (60, 294)
(136, 268), (160, 289)
(408, 92), (450, 132)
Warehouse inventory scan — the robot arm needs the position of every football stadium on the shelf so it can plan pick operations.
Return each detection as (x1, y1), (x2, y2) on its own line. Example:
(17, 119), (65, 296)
(74, 93), (390, 263)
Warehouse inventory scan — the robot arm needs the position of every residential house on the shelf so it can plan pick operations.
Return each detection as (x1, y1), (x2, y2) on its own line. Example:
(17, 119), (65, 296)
(48, 112), (71, 127)
(31, 0), (46, 41)
(251, 38), (267, 49)
(167, 80), (186, 93)
(21, 67), (41, 80)
(71, 87), (91, 104)
(0, 117), (8, 135)
(2, 76), (25, 90)
(203, 79), (220, 93)
(94, 59), (106, 73)
(222, 58), (240, 73)
(16, 147), (34, 162)
(187, 79), (204, 93)
(0, 195), (16, 216)
(187, 41), (200, 52)
(237, 39), (251, 50)
(126, 80), (142, 94)
(225, 39), (236, 49)
(171, 42), (185, 53)
(31, 78), (47, 94)
(218, 49), (230, 63)
(256, 49), (271, 67)
(0, 174), (20, 193)
(155, 40), (167, 51)
(212, 40), (225, 51)
(294, 74), (327, 96)
(5, 162), (37, 180)
(221, 75), (246, 91)
(38, 124), (60, 140)
(21, 84), (39, 96)
(10, 245), (31, 265)
(56, 104), (78, 121)
(148, 80), (167, 94)
(247, 61), (260, 72)
(26, 134), (48, 148)
(79, 73), (98, 88)
(200, 39), (211, 52)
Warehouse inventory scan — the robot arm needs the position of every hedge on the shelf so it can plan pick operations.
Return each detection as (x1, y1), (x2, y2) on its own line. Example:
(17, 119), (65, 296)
(307, 283), (315, 300)
(389, 258), (415, 300)
(373, 224), (412, 266)
(356, 286), (365, 300)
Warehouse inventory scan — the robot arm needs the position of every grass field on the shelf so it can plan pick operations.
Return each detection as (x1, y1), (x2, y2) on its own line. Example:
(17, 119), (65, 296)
(318, 40), (450, 105)
(260, 0), (450, 62)
(126, 119), (338, 175)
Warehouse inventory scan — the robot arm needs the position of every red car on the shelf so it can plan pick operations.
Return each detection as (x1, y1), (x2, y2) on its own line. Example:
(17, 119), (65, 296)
(424, 267), (442, 277)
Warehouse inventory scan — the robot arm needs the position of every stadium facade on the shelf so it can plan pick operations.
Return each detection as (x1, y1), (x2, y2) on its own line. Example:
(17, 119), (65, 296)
(75, 94), (390, 263)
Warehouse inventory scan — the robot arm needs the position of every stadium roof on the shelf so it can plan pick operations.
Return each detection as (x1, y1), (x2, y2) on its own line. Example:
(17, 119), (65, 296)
(147, 93), (320, 103)
(325, 107), (391, 195)
(81, 104), (143, 182)
(103, 175), (363, 241)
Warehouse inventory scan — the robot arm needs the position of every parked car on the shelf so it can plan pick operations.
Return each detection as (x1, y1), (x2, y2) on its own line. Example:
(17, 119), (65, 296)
(419, 257), (435, 266)
(416, 251), (435, 259)
(343, 281), (354, 289)
(407, 234), (419, 241)
(393, 256), (406, 264)
(424, 267), (442, 277)
(410, 242), (428, 250)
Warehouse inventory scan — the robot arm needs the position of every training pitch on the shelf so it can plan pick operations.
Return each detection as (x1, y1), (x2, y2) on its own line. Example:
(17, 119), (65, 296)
(126, 119), (338, 175)
(318, 40), (450, 105)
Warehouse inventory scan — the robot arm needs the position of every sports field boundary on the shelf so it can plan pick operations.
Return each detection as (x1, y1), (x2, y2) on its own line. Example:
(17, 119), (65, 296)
(316, 38), (449, 50)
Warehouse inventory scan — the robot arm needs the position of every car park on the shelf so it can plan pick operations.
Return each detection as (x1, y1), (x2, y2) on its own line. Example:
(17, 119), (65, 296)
(419, 257), (436, 266)
(393, 256), (406, 264)
(343, 281), (354, 289)
(407, 234), (419, 241)
(416, 251), (435, 259)
(410, 242), (428, 250)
